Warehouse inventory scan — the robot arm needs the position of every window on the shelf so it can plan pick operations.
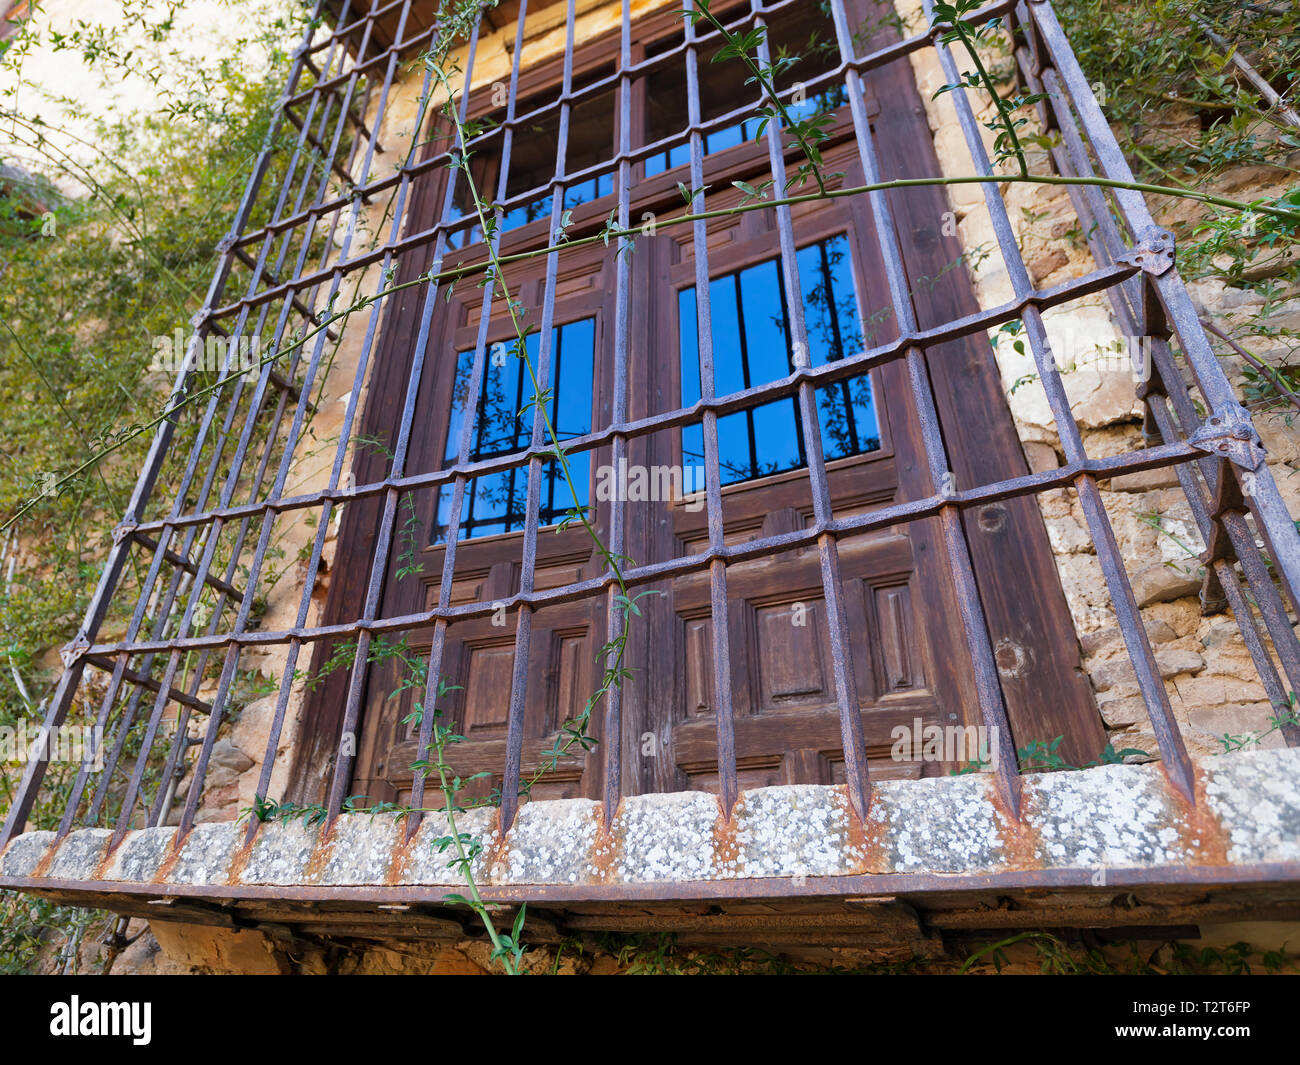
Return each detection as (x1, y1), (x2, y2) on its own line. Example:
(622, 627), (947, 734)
(643, 2), (851, 178)
(446, 73), (617, 248)
(679, 233), (879, 485)
(434, 317), (595, 541)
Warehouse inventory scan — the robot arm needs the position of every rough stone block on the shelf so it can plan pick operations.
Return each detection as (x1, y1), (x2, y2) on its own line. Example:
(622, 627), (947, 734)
(239, 818), (321, 884)
(319, 812), (401, 885)
(402, 806), (498, 886)
(1025, 762), (1189, 868)
(170, 822), (239, 885)
(866, 773), (1010, 874)
(46, 828), (112, 880)
(103, 826), (177, 882)
(0, 830), (54, 877)
(1132, 562), (1202, 607)
(733, 785), (860, 878)
(1204, 749), (1300, 864)
(150, 920), (287, 975)
(490, 798), (600, 885)
(608, 791), (724, 881)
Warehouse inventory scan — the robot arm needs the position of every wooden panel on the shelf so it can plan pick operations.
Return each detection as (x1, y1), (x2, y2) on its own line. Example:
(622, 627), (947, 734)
(673, 704), (945, 772)
(683, 616), (712, 717)
(872, 581), (925, 695)
(461, 642), (515, 734)
(550, 629), (590, 735)
(754, 598), (832, 710)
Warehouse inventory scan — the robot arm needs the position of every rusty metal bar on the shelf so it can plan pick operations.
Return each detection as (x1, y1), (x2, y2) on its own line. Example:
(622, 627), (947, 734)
(1022, 0), (1300, 620)
(925, 0), (1193, 798)
(225, 0), (1018, 282)
(498, 0), (552, 837)
(749, 0), (871, 820)
(105, 3), (383, 845)
(255, 4), (442, 846)
(75, 441), (1209, 663)
(1010, 4), (1300, 746)
(831, 0), (1020, 815)
(684, 0), (741, 820)
(598, 0), (636, 828)
(121, 265), (1132, 538)
(324, 4), (490, 823)
(176, 0), (409, 839)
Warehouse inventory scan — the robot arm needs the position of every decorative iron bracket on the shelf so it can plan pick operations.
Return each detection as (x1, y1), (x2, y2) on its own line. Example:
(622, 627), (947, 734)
(1193, 407), (1263, 604)
(60, 634), (90, 669)
(1117, 228), (1175, 276)
(1188, 406), (1266, 471)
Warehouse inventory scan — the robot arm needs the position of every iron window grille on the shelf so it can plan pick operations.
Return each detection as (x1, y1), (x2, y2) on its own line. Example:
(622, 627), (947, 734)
(3, 0), (1299, 875)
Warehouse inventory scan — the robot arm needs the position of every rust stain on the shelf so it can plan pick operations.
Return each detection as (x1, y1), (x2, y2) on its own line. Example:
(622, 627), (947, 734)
(30, 841), (56, 880)
(386, 817), (418, 886)
(303, 823), (336, 883)
(91, 840), (119, 882)
(840, 785), (889, 874)
(988, 775), (1042, 872)
(224, 828), (255, 885)
(1174, 762), (1231, 868)
(712, 794), (738, 876)
(478, 808), (510, 884)
(587, 800), (621, 883)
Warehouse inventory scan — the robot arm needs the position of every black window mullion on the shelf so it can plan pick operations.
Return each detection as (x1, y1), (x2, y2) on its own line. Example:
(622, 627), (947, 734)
(776, 262), (807, 470)
(731, 274), (759, 480)
(820, 239), (860, 455)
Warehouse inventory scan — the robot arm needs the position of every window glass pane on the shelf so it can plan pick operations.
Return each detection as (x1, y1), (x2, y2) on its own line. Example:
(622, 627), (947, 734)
(435, 318), (596, 541)
(679, 234), (878, 486)
(643, 3), (850, 179)
(678, 287), (705, 473)
(797, 234), (880, 460)
(444, 348), (477, 463)
(447, 76), (616, 247)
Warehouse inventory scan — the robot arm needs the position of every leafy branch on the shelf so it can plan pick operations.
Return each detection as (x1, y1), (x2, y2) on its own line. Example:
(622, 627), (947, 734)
(685, 0), (832, 194)
(930, 0), (1047, 177)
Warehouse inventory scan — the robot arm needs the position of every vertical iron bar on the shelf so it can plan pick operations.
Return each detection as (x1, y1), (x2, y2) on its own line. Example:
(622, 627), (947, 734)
(325, 5), (487, 822)
(599, 0), (635, 828)
(684, 2), (740, 816)
(826, 0), (1018, 815)
(925, 0), (1193, 798)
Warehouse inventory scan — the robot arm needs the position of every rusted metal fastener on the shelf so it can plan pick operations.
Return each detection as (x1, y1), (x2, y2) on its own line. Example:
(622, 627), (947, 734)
(1188, 407), (1266, 470)
(1117, 228), (1175, 276)
(59, 634), (91, 669)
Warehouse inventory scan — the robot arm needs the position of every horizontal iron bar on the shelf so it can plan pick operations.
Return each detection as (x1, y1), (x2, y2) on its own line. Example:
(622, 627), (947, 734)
(83, 654), (215, 716)
(5, 860), (1300, 907)
(83, 438), (1205, 660)
(243, 0), (1017, 254)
